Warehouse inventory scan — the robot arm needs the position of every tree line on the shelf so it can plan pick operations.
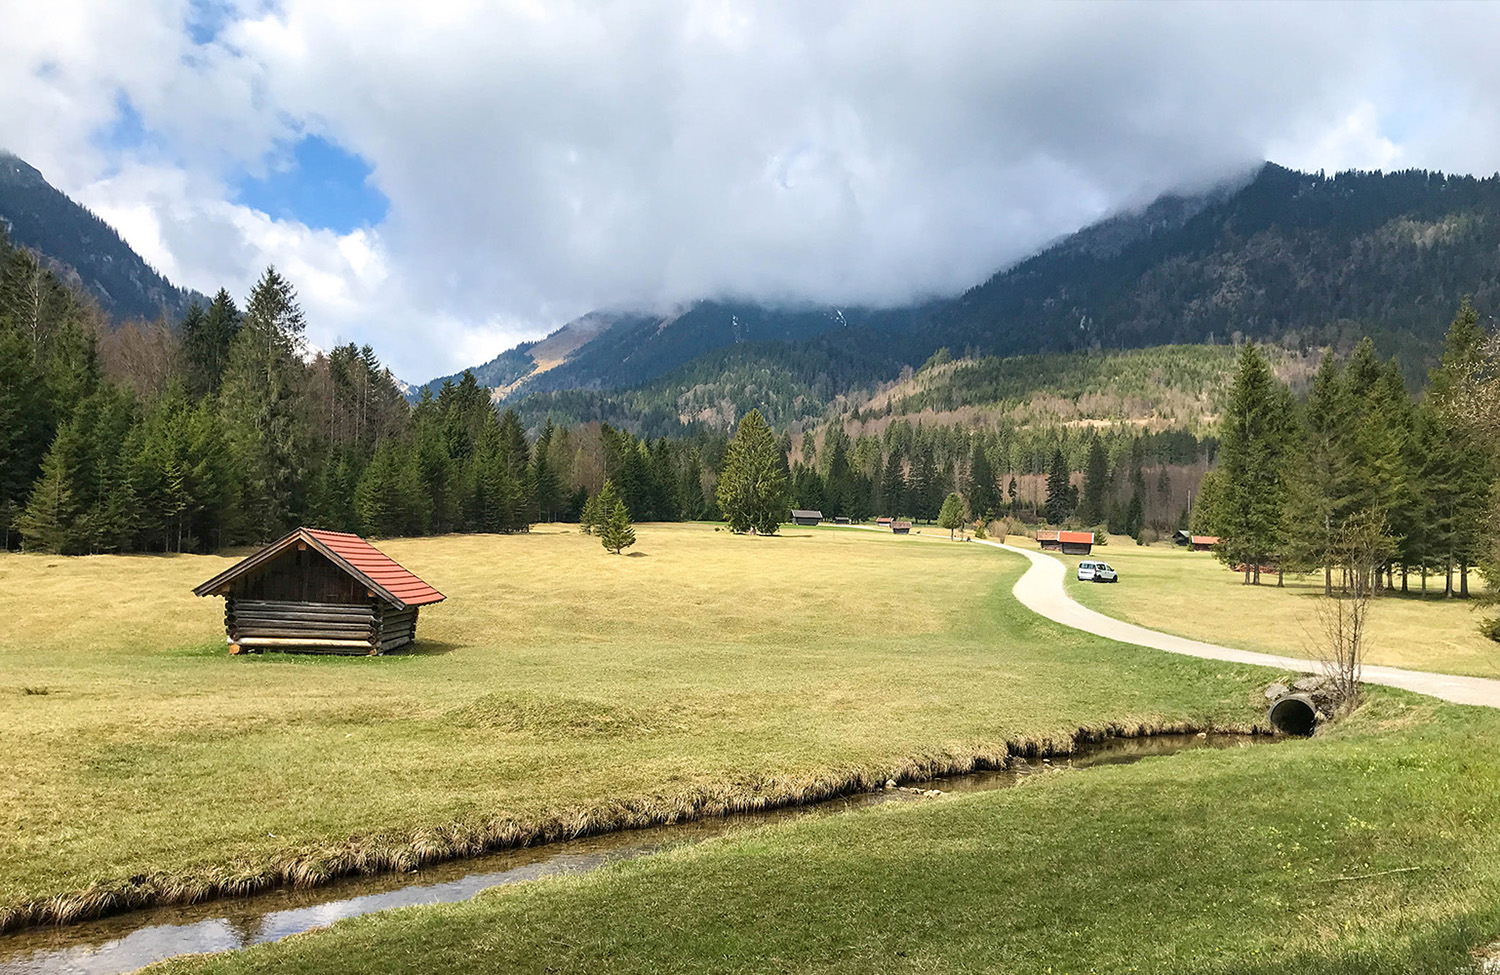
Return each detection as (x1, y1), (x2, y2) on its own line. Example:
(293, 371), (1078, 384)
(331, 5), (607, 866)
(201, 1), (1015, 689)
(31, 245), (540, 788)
(0, 225), (731, 553)
(1195, 300), (1499, 627)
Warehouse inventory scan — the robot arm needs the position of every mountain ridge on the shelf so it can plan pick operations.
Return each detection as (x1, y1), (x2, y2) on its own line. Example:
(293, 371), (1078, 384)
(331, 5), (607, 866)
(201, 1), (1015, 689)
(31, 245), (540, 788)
(0, 151), (205, 324)
(432, 161), (1498, 428)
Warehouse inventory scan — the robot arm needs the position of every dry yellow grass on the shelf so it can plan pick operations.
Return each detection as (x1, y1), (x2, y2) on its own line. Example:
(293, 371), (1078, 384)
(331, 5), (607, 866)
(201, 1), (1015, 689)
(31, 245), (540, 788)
(1059, 539), (1499, 678)
(0, 524), (1271, 929)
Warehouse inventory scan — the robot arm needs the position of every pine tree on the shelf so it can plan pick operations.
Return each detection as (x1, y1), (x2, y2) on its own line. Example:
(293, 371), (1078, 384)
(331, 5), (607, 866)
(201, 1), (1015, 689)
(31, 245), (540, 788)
(938, 491), (967, 540)
(532, 421), (563, 522)
(218, 267), (309, 541)
(596, 480), (635, 554)
(182, 291), (240, 398)
(910, 445), (940, 522)
(1426, 299), (1496, 598)
(579, 492), (602, 535)
(1125, 443), (1146, 541)
(16, 424), (84, 553)
(0, 327), (51, 547)
(1216, 344), (1295, 584)
(356, 441), (430, 537)
(1077, 439), (1110, 526)
(1282, 351), (1351, 593)
(676, 448), (706, 520)
(1044, 449), (1072, 525)
(716, 410), (788, 535)
(967, 436), (998, 520)
(880, 450), (906, 517)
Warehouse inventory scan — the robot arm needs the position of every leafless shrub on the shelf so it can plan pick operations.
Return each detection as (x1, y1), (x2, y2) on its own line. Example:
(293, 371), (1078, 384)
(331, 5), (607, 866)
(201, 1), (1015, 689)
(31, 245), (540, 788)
(1315, 512), (1393, 709)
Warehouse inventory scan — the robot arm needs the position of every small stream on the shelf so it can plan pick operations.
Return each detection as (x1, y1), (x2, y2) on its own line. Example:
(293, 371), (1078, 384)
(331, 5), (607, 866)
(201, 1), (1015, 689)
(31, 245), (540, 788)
(0, 733), (1273, 975)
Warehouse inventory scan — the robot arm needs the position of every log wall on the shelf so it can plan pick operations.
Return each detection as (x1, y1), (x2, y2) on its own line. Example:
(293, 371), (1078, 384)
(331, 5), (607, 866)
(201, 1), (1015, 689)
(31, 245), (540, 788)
(225, 599), (422, 654)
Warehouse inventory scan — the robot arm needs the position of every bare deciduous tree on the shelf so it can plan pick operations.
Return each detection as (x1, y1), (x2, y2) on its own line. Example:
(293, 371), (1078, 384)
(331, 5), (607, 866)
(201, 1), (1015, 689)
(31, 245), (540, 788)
(1315, 512), (1393, 709)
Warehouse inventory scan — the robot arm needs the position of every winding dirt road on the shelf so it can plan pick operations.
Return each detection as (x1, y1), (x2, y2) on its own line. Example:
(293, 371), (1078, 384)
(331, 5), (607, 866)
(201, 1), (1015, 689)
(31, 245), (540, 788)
(872, 526), (1500, 708)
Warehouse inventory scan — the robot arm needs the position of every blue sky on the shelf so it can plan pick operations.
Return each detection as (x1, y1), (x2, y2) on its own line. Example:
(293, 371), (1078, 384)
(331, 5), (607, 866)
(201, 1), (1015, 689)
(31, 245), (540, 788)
(234, 136), (389, 233)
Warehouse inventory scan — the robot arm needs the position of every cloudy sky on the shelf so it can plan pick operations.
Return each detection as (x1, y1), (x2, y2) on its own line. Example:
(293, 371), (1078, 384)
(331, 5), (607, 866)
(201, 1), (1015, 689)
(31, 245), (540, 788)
(4, 1), (1499, 381)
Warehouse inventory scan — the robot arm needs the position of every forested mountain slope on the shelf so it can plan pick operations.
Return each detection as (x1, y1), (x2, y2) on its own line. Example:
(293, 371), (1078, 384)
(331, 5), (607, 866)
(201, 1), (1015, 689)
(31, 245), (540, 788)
(930, 163), (1500, 366)
(443, 163), (1500, 426)
(0, 153), (202, 324)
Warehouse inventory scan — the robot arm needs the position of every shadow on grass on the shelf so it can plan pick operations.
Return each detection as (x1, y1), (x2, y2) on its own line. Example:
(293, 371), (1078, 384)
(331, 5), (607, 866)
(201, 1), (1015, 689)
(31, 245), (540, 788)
(399, 640), (463, 656)
(222, 640), (465, 661)
(624, 551), (649, 558)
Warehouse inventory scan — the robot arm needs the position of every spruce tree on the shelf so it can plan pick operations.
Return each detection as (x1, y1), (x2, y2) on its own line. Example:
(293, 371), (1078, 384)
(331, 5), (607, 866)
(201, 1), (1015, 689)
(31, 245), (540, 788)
(1044, 449), (1072, 525)
(579, 492), (602, 535)
(218, 267), (309, 541)
(716, 410), (788, 535)
(881, 450), (907, 517)
(356, 441), (430, 537)
(967, 436), (998, 521)
(182, 291), (241, 398)
(532, 420), (563, 522)
(0, 328), (51, 547)
(1077, 439), (1110, 526)
(1215, 344), (1294, 584)
(596, 480), (635, 554)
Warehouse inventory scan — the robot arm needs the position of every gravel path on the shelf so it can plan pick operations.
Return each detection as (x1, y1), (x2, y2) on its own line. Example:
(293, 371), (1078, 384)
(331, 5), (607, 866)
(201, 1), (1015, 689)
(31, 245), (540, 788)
(851, 526), (1500, 708)
(982, 538), (1500, 708)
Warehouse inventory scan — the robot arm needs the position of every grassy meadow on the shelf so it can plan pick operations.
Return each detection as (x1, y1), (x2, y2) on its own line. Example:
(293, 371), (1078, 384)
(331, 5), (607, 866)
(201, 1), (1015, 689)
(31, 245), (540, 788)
(150, 694), (1500, 975)
(1056, 539), (1499, 678)
(0, 524), (1278, 929)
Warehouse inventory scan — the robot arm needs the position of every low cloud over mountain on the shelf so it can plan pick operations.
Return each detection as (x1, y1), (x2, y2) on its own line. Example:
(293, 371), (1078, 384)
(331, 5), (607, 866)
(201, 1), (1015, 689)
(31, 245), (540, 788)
(5, 2), (1500, 378)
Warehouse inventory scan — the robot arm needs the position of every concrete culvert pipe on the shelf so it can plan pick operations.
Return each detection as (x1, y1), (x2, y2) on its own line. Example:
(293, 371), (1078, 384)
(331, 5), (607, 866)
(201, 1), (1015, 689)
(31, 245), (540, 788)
(1268, 694), (1319, 736)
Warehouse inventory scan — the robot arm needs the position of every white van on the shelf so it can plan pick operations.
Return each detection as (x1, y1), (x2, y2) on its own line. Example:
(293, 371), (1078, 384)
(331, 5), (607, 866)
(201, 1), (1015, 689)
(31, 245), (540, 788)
(1077, 560), (1119, 583)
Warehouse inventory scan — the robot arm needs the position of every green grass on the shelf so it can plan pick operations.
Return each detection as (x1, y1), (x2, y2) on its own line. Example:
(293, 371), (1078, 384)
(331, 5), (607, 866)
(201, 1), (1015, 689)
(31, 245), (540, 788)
(1057, 539), (1499, 678)
(0, 525), (1274, 928)
(152, 694), (1500, 975)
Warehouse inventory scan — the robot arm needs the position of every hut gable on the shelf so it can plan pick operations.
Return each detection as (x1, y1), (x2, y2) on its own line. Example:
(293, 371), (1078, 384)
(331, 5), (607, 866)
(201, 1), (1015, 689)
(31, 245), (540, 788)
(194, 528), (444, 608)
(193, 528), (443, 655)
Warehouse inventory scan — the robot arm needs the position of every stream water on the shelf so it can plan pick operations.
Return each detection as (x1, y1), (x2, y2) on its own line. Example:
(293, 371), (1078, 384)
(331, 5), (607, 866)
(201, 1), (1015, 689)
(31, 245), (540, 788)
(0, 733), (1274, 975)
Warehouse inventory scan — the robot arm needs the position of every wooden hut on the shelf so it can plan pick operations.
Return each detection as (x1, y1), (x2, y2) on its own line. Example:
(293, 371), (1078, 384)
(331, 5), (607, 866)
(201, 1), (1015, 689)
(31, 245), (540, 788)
(876, 517), (894, 528)
(193, 527), (445, 655)
(891, 520), (912, 534)
(1037, 530), (1094, 555)
(790, 509), (823, 526)
(1190, 534), (1219, 552)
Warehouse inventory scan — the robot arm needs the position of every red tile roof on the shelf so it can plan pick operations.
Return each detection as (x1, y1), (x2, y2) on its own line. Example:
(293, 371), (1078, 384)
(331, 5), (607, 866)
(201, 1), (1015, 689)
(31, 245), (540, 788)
(304, 529), (446, 607)
(1191, 535), (1220, 545)
(1058, 531), (1095, 544)
(193, 527), (445, 608)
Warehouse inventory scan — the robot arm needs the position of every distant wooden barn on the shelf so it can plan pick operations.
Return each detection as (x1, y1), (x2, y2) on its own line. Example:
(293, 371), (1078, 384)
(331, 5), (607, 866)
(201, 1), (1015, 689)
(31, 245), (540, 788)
(891, 520), (912, 534)
(876, 517), (894, 528)
(1037, 530), (1094, 555)
(790, 509), (823, 526)
(1172, 530), (1219, 551)
(193, 527), (445, 655)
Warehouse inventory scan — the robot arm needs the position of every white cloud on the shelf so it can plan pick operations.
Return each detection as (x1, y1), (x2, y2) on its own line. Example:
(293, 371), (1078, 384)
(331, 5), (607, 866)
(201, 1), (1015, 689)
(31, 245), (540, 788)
(6, 1), (1500, 381)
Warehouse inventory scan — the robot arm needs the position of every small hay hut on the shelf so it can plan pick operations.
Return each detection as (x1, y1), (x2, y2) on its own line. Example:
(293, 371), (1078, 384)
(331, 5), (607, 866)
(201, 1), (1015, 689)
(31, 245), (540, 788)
(193, 527), (445, 655)
(790, 509), (823, 526)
